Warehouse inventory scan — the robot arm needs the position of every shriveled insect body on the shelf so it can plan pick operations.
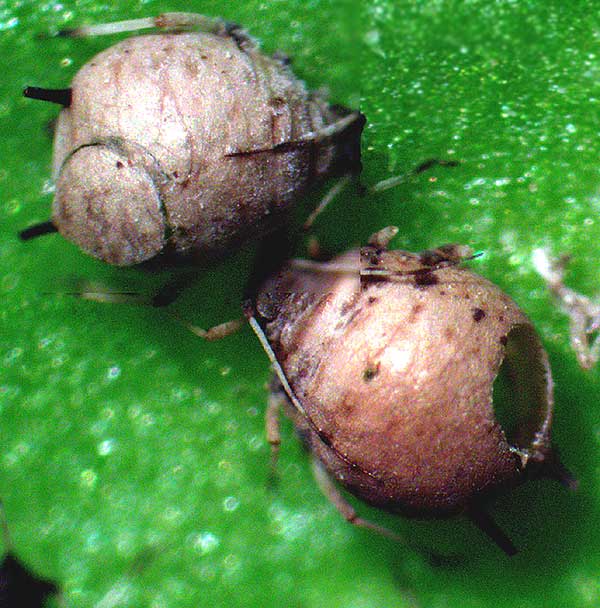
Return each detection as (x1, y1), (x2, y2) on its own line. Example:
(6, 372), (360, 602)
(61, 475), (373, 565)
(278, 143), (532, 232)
(253, 240), (558, 526)
(26, 14), (364, 266)
(532, 248), (600, 370)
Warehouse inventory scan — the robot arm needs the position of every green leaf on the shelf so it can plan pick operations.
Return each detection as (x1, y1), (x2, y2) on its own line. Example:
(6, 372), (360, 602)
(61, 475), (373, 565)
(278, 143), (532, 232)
(1, 1), (598, 607)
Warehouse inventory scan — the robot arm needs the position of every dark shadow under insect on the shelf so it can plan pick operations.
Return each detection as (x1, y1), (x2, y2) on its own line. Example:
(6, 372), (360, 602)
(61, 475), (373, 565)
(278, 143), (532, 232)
(0, 502), (59, 608)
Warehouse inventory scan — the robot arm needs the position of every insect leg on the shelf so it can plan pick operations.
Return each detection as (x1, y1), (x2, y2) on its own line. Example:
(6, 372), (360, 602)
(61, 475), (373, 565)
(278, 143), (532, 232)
(371, 158), (460, 193)
(266, 383), (287, 487)
(113, 268), (245, 340)
(60, 277), (245, 341)
(366, 226), (399, 249)
(310, 458), (405, 543)
(467, 505), (517, 556)
(176, 316), (245, 341)
(303, 175), (351, 230)
(539, 448), (578, 491)
(149, 272), (200, 308)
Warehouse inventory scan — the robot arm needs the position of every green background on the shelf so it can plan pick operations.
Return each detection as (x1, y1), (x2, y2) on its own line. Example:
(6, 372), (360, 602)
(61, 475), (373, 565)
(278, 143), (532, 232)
(1, 1), (599, 606)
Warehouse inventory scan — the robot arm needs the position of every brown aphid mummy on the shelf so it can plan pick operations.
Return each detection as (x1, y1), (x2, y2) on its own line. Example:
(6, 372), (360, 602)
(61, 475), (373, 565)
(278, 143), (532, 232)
(21, 13), (364, 266)
(248, 228), (575, 555)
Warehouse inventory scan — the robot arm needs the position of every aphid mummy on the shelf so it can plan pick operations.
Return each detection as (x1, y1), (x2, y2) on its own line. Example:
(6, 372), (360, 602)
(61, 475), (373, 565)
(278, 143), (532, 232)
(21, 13), (364, 267)
(248, 229), (575, 554)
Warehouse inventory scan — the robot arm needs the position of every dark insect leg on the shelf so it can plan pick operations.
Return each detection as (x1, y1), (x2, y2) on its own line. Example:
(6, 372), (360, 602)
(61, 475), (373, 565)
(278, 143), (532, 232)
(372, 158), (460, 193)
(150, 271), (199, 308)
(413, 158), (461, 174)
(467, 505), (517, 556)
(540, 448), (579, 491)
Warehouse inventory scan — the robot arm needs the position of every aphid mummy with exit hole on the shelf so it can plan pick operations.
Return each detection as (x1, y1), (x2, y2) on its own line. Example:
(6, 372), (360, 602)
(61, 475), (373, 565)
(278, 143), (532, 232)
(246, 227), (576, 555)
(21, 12), (364, 267)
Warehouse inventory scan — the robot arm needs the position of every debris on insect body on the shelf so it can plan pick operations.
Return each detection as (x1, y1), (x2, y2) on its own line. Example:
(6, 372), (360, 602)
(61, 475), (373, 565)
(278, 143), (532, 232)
(247, 228), (576, 555)
(21, 12), (365, 267)
(532, 248), (600, 369)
